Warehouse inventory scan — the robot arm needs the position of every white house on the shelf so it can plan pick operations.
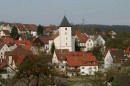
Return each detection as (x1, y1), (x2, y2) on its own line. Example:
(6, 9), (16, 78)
(0, 43), (11, 60)
(93, 35), (105, 46)
(49, 16), (75, 52)
(52, 49), (69, 72)
(75, 31), (94, 51)
(104, 49), (128, 69)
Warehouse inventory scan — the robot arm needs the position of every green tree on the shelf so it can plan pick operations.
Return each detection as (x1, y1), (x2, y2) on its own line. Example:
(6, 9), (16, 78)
(37, 25), (44, 35)
(92, 46), (103, 61)
(7, 52), (64, 86)
(50, 42), (55, 55)
(75, 40), (80, 51)
(10, 26), (20, 40)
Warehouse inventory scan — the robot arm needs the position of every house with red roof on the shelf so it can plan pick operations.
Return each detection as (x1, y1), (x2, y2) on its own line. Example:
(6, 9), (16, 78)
(75, 31), (94, 51)
(0, 30), (10, 38)
(104, 49), (128, 69)
(66, 52), (98, 76)
(0, 22), (12, 32)
(23, 24), (37, 36)
(14, 39), (32, 46)
(0, 43), (11, 79)
(52, 49), (69, 72)
(13, 23), (37, 35)
(125, 46), (130, 57)
(52, 49), (98, 76)
(33, 35), (51, 53)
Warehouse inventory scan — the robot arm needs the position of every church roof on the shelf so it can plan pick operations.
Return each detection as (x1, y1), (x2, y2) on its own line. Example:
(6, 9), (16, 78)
(60, 16), (71, 27)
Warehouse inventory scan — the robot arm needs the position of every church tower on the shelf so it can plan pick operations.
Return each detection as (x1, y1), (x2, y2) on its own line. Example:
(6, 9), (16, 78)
(58, 16), (74, 51)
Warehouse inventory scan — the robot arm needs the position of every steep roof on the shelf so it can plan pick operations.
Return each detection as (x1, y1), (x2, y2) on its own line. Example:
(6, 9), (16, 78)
(0, 38), (14, 45)
(60, 16), (71, 27)
(110, 50), (128, 60)
(55, 49), (69, 61)
(2, 30), (10, 35)
(14, 40), (32, 46)
(75, 31), (89, 43)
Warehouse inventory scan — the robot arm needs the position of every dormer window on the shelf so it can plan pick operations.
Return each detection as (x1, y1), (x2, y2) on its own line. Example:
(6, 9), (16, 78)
(65, 28), (67, 30)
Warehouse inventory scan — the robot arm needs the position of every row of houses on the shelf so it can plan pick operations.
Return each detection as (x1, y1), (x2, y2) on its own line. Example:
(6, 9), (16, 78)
(0, 16), (129, 79)
(0, 22), (37, 36)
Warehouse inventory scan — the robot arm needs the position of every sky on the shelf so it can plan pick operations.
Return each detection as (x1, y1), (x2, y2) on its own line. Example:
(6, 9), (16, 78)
(0, 0), (130, 26)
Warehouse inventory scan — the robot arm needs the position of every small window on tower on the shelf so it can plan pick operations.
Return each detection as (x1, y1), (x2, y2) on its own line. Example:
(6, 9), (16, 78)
(65, 28), (67, 30)
(65, 32), (67, 35)
(66, 38), (67, 40)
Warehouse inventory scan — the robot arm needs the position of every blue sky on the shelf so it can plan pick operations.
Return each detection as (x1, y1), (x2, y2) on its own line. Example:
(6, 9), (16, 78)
(0, 0), (130, 25)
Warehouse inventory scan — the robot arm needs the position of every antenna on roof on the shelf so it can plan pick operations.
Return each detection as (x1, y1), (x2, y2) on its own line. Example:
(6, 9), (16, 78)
(64, 10), (67, 17)
(82, 17), (85, 25)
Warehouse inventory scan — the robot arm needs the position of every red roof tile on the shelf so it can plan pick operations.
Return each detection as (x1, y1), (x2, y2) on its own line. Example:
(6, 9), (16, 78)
(125, 46), (130, 54)
(55, 49), (69, 61)
(24, 24), (37, 31)
(75, 31), (89, 43)
(67, 54), (98, 66)
(14, 23), (27, 31)
(0, 38), (14, 45)
(14, 40), (32, 46)
(34, 35), (51, 44)
(22, 45), (31, 52)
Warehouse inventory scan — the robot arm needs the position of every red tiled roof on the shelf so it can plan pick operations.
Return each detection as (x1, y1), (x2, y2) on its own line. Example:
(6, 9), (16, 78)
(14, 23), (27, 31)
(13, 54), (25, 66)
(24, 24), (37, 31)
(34, 35), (51, 44)
(55, 49), (69, 61)
(125, 46), (130, 54)
(14, 40), (32, 46)
(75, 31), (89, 43)
(0, 38), (14, 45)
(67, 54), (98, 66)
(22, 45), (31, 52)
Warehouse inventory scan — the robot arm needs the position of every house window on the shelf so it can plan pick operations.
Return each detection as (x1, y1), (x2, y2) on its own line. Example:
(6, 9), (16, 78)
(66, 38), (67, 40)
(65, 28), (67, 30)
(90, 43), (92, 46)
(87, 43), (89, 46)
(89, 67), (92, 69)
(62, 66), (64, 68)
(82, 72), (84, 74)
(94, 67), (97, 70)
(82, 67), (84, 69)
(66, 43), (67, 46)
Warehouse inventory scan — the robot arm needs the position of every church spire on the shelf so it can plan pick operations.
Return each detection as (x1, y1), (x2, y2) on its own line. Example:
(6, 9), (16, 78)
(60, 16), (71, 27)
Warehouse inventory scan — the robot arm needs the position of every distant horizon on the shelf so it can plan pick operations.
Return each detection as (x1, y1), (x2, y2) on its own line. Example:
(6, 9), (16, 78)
(0, 0), (130, 26)
(1, 21), (130, 26)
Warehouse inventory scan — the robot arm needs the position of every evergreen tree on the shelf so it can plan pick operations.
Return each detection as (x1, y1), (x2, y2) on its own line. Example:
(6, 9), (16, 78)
(75, 41), (80, 51)
(10, 26), (20, 40)
(50, 42), (55, 55)
(37, 25), (44, 35)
